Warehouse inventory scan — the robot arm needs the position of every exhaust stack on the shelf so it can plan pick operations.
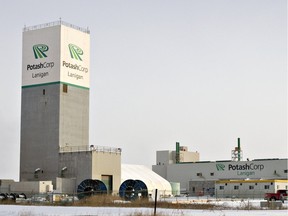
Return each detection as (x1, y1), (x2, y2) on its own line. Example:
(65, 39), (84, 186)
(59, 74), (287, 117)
(238, 138), (241, 161)
(176, 142), (180, 164)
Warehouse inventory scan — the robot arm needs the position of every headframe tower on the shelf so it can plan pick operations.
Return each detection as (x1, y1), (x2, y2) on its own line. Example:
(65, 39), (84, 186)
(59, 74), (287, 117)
(20, 21), (90, 184)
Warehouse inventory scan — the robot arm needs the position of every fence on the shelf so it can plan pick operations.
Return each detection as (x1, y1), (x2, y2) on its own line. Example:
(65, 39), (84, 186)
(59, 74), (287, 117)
(0, 189), (177, 204)
(0, 189), (272, 205)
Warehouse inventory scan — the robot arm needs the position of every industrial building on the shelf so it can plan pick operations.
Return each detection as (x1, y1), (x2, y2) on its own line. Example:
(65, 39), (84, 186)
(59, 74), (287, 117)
(9, 20), (171, 199)
(152, 142), (288, 198)
(215, 179), (288, 199)
(1, 20), (287, 201)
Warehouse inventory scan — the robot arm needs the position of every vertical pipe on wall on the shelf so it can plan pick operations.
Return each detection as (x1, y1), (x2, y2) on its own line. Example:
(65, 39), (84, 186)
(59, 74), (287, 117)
(176, 142), (180, 164)
(238, 138), (241, 161)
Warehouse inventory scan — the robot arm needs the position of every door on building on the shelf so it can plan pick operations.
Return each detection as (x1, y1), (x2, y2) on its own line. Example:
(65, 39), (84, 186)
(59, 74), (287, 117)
(102, 175), (113, 193)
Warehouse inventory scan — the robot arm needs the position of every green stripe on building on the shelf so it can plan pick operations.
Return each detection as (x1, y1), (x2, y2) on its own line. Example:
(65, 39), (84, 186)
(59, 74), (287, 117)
(22, 81), (89, 90)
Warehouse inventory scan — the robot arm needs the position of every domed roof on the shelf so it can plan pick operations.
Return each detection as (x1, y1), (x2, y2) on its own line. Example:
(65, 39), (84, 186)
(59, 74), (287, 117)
(121, 164), (172, 197)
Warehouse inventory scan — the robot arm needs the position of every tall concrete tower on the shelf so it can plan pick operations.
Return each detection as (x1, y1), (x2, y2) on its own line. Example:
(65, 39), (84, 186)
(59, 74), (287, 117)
(20, 21), (90, 184)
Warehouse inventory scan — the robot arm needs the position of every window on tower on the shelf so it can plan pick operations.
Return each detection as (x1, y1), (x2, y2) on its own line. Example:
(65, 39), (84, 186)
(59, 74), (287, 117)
(63, 84), (68, 93)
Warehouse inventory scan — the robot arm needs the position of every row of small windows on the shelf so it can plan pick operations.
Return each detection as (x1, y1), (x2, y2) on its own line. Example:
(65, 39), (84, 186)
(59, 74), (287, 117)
(42, 84), (68, 95)
(219, 184), (273, 190)
(223, 182), (273, 186)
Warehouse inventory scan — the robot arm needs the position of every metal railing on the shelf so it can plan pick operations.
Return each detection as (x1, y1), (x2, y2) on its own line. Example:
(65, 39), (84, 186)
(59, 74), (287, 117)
(59, 145), (122, 154)
(23, 20), (90, 34)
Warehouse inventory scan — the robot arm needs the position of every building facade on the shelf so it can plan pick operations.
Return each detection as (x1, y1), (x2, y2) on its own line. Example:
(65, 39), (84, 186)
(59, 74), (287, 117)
(153, 147), (288, 197)
(58, 145), (122, 193)
(215, 179), (288, 199)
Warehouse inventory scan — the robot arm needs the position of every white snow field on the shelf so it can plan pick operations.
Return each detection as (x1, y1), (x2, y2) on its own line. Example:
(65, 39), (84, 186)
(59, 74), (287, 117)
(0, 200), (287, 216)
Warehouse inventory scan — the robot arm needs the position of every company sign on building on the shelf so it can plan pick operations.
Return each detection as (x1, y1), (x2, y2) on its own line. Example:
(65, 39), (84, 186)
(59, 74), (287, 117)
(22, 24), (90, 88)
(216, 161), (265, 178)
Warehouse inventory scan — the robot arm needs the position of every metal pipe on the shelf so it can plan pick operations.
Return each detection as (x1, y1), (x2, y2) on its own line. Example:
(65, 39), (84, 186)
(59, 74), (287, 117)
(176, 142), (180, 163)
(238, 138), (241, 161)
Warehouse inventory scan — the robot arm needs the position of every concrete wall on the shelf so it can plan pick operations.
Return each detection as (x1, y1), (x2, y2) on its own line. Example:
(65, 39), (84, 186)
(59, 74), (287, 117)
(0, 180), (15, 193)
(58, 150), (121, 193)
(20, 85), (61, 183)
(156, 150), (199, 165)
(180, 151), (200, 163)
(59, 84), (89, 148)
(0, 181), (53, 195)
(152, 165), (167, 180)
(92, 151), (121, 193)
(56, 177), (76, 194)
(58, 151), (93, 186)
(20, 84), (89, 186)
(156, 151), (173, 165)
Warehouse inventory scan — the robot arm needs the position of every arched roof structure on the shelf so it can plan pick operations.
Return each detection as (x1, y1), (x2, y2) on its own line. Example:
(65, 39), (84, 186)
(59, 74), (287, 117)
(121, 164), (172, 198)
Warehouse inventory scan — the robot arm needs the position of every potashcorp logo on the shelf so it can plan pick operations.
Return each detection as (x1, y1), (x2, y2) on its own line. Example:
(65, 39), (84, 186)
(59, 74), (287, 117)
(33, 44), (49, 59)
(216, 164), (225, 171)
(69, 44), (83, 61)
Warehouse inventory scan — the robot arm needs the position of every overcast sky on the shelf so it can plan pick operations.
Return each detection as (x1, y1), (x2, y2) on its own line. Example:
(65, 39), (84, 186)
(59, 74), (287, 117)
(0, 0), (287, 180)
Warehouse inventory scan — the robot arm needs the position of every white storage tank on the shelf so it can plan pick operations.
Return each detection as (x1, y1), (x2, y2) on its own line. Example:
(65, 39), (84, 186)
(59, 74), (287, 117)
(170, 182), (180, 196)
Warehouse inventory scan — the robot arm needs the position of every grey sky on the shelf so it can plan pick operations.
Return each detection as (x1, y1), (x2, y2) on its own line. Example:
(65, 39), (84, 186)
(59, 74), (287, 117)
(0, 0), (286, 180)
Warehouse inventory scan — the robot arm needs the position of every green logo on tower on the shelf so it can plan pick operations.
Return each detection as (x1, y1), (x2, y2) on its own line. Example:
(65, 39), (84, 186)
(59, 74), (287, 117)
(68, 44), (83, 61)
(33, 44), (49, 59)
(216, 164), (225, 171)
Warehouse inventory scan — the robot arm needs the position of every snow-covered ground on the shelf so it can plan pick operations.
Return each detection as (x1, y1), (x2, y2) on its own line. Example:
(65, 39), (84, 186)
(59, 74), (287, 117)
(0, 199), (287, 216)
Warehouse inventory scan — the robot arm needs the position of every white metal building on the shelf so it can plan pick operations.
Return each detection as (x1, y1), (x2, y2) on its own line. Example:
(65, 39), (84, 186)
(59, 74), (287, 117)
(152, 145), (288, 198)
(215, 179), (288, 199)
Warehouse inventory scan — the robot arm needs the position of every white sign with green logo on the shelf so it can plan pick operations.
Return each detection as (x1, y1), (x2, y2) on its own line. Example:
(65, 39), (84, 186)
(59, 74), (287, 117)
(215, 162), (265, 177)
(22, 24), (90, 89)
